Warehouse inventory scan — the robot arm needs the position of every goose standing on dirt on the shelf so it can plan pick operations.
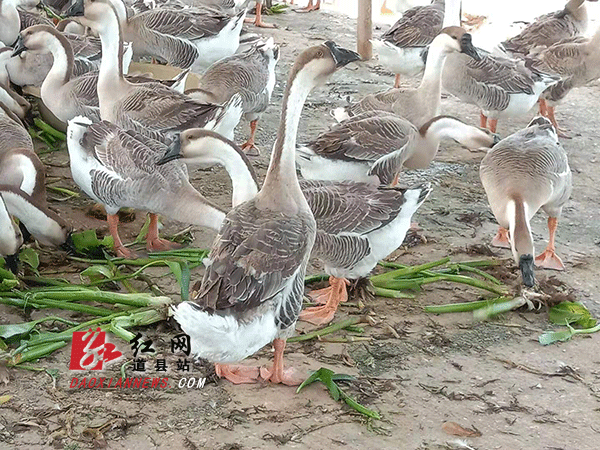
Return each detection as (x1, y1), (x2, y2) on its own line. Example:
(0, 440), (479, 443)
(186, 37), (279, 155)
(158, 128), (432, 325)
(168, 42), (361, 385)
(527, 27), (600, 137)
(106, 0), (247, 70)
(66, 117), (227, 258)
(442, 47), (560, 133)
(65, 0), (243, 141)
(333, 26), (480, 127)
(479, 117), (572, 287)
(372, 0), (461, 88)
(499, 0), (597, 58)
(298, 111), (497, 185)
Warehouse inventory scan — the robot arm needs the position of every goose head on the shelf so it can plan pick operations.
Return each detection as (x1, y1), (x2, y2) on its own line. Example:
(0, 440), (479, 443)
(65, 0), (118, 33)
(11, 25), (66, 57)
(433, 26), (481, 60)
(257, 37), (280, 65)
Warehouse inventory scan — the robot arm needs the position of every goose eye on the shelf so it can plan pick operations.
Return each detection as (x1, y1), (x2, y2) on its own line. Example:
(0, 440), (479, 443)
(316, 50), (324, 58)
(452, 35), (458, 40)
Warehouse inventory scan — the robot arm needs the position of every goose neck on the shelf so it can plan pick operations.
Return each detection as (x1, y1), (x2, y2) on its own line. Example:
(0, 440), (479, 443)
(420, 41), (448, 90)
(211, 140), (259, 207)
(40, 33), (75, 97)
(507, 197), (534, 262)
(95, 6), (127, 100)
(259, 67), (315, 207)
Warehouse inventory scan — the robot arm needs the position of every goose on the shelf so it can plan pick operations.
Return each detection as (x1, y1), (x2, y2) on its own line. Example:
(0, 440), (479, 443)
(442, 47), (560, 133)
(66, 117), (227, 258)
(372, 0), (461, 88)
(297, 111), (497, 186)
(167, 41), (360, 385)
(4, 31), (129, 88)
(185, 37), (279, 155)
(66, 0), (243, 142)
(0, 102), (33, 155)
(526, 27), (600, 136)
(106, 0), (247, 71)
(0, 80), (30, 120)
(11, 25), (190, 124)
(0, 149), (72, 250)
(333, 26), (480, 127)
(479, 117), (572, 287)
(158, 128), (432, 325)
(0, 0), (51, 46)
(499, 0), (598, 58)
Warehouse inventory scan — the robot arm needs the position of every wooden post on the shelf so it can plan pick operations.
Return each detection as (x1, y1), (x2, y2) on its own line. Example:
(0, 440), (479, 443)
(357, 0), (372, 60)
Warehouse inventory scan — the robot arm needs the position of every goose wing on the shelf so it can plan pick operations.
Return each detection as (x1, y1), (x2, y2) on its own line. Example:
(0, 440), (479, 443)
(195, 201), (314, 317)
(309, 111), (414, 164)
(18, 10), (52, 29)
(348, 88), (403, 116)
(382, 1), (444, 48)
(135, 7), (230, 40)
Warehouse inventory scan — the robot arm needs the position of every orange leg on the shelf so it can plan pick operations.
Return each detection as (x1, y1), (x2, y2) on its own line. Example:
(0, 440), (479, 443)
(299, 277), (349, 325)
(488, 118), (498, 133)
(259, 339), (303, 386)
(539, 98), (548, 116)
(296, 0), (321, 12)
(146, 213), (182, 252)
(253, 2), (277, 28)
(241, 120), (260, 156)
(107, 213), (136, 259)
(215, 363), (260, 384)
(479, 112), (487, 129)
(535, 217), (565, 270)
(394, 73), (401, 88)
(491, 226), (511, 249)
(546, 106), (571, 138)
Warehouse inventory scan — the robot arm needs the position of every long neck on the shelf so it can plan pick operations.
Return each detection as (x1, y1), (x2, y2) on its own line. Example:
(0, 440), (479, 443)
(442, 0), (461, 28)
(206, 139), (259, 207)
(423, 116), (487, 144)
(159, 183), (227, 232)
(0, 198), (20, 255)
(417, 41), (448, 115)
(40, 33), (75, 98)
(95, 8), (127, 103)
(258, 67), (315, 209)
(507, 197), (534, 262)
(0, 187), (67, 245)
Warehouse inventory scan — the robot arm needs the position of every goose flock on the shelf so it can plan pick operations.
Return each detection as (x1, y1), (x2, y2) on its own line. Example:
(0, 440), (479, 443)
(0, 0), (595, 385)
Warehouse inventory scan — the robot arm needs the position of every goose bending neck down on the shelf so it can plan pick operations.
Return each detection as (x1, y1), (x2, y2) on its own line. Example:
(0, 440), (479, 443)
(166, 41), (361, 385)
(297, 112), (497, 186)
(479, 117), (572, 287)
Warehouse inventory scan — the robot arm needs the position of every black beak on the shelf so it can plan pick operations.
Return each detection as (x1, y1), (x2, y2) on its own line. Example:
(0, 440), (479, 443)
(5, 253), (19, 275)
(59, 232), (77, 254)
(156, 135), (182, 166)
(519, 254), (535, 288)
(18, 221), (32, 243)
(323, 41), (362, 67)
(64, 0), (85, 17)
(492, 132), (501, 146)
(460, 33), (481, 61)
(11, 35), (28, 58)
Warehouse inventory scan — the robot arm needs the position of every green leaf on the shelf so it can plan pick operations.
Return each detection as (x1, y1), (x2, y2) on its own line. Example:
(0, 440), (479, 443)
(548, 302), (597, 328)
(80, 265), (114, 283)
(339, 389), (381, 419)
(296, 369), (324, 393)
(538, 328), (574, 346)
(0, 321), (39, 340)
(0, 338), (7, 351)
(19, 248), (39, 270)
(0, 278), (18, 291)
(165, 261), (190, 300)
(319, 368), (340, 401)
(133, 216), (151, 244)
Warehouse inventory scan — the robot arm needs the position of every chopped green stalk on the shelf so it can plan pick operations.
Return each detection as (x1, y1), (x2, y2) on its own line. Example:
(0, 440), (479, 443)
(304, 274), (329, 284)
(109, 323), (136, 343)
(372, 286), (415, 299)
(288, 317), (361, 343)
(457, 259), (508, 268)
(377, 261), (407, 270)
(370, 257), (450, 284)
(9, 341), (67, 365)
(34, 118), (66, 141)
(30, 290), (172, 308)
(46, 186), (79, 198)
(473, 296), (527, 321)
(19, 276), (70, 286)
(426, 274), (508, 296)
(454, 264), (503, 285)
(424, 296), (512, 314)
(0, 296), (114, 316)
(339, 388), (381, 419)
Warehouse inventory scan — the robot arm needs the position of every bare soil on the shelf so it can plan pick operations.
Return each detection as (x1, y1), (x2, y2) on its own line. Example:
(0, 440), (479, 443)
(2, 7), (600, 450)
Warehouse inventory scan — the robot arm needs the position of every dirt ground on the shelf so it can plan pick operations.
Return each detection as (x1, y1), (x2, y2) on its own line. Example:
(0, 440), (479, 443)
(2, 6), (600, 450)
